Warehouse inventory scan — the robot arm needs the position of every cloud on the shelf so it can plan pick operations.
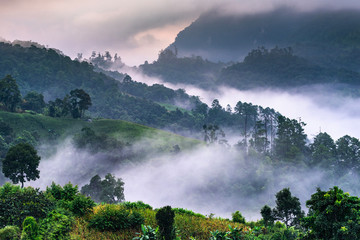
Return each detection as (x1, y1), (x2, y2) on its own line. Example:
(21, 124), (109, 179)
(1, 0), (359, 65)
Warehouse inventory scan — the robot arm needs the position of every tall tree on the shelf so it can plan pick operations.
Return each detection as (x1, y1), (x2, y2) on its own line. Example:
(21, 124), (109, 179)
(273, 188), (304, 227)
(235, 101), (258, 150)
(0, 75), (22, 112)
(336, 135), (360, 175)
(2, 143), (40, 188)
(69, 89), (92, 118)
(274, 115), (307, 162)
(81, 173), (124, 204)
(310, 132), (336, 168)
(22, 91), (46, 113)
(303, 186), (360, 239)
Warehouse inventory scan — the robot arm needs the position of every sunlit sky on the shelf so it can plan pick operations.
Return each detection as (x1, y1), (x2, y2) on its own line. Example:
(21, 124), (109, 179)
(1, 0), (359, 66)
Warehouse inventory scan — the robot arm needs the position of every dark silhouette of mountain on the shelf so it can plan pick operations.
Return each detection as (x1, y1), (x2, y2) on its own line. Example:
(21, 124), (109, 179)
(169, 8), (360, 72)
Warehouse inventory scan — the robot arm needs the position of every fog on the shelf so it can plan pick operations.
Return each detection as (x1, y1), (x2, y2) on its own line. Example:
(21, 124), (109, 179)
(185, 85), (360, 141)
(25, 131), (360, 221)
(1, 0), (360, 65)
(116, 66), (360, 141)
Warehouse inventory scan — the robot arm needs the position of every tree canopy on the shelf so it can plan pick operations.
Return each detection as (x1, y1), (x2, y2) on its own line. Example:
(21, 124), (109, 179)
(0, 75), (21, 112)
(81, 173), (125, 204)
(2, 143), (40, 188)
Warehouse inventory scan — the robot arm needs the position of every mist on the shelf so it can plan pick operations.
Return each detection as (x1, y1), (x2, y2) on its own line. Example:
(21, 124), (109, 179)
(116, 64), (360, 141)
(1, 0), (360, 66)
(25, 132), (360, 221)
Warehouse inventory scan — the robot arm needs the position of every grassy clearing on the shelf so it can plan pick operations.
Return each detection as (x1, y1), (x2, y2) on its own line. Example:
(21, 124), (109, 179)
(0, 111), (201, 150)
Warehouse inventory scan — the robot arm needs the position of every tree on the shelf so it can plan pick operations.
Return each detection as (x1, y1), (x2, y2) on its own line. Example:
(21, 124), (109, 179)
(310, 132), (336, 168)
(69, 89), (92, 118)
(202, 124), (227, 145)
(272, 188), (304, 227)
(81, 173), (125, 204)
(232, 211), (246, 224)
(274, 115), (308, 162)
(261, 205), (274, 227)
(0, 75), (22, 112)
(2, 143), (40, 188)
(0, 183), (53, 228)
(336, 135), (360, 175)
(156, 206), (175, 240)
(235, 101), (258, 150)
(22, 91), (46, 113)
(302, 186), (360, 239)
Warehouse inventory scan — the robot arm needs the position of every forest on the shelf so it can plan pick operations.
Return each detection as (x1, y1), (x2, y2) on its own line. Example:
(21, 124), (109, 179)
(1, 8), (360, 238)
(0, 70), (360, 239)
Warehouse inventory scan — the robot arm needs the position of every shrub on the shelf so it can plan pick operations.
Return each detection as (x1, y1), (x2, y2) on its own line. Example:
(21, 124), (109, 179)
(209, 230), (227, 240)
(0, 225), (20, 240)
(173, 208), (206, 218)
(45, 182), (95, 217)
(88, 205), (144, 232)
(123, 201), (153, 210)
(0, 183), (54, 228)
(232, 211), (246, 224)
(69, 194), (95, 217)
(39, 209), (74, 240)
(156, 206), (175, 240)
(133, 224), (159, 240)
(129, 212), (145, 228)
(21, 216), (40, 240)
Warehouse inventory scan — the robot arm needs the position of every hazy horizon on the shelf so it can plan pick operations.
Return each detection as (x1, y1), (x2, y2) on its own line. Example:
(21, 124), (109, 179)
(1, 0), (360, 66)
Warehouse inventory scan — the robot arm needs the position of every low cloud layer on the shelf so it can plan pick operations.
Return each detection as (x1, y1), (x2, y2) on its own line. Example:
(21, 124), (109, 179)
(28, 136), (359, 220)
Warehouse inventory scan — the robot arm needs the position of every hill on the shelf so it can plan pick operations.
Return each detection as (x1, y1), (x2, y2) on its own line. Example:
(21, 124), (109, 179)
(169, 8), (360, 71)
(0, 42), (204, 132)
(0, 111), (201, 185)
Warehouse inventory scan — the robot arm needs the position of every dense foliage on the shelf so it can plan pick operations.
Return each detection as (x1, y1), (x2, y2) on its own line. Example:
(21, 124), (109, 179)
(302, 186), (360, 239)
(81, 173), (125, 204)
(2, 143), (40, 188)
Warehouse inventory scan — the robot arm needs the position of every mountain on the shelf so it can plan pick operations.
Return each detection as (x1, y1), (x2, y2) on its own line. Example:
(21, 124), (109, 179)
(0, 110), (201, 185)
(0, 42), (205, 132)
(169, 8), (360, 71)
(139, 8), (360, 92)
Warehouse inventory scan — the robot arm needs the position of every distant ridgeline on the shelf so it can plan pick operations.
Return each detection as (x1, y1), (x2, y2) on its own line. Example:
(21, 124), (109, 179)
(139, 8), (360, 92)
(0, 42), (204, 132)
(0, 42), (280, 138)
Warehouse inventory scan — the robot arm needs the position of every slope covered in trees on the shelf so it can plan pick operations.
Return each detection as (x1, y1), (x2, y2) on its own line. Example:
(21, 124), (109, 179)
(170, 8), (360, 71)
(0, 42), (204, 131)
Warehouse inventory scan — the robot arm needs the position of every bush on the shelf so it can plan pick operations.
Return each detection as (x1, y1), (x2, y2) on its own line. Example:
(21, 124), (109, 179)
(173, 208), (206, 218)
(88, 205), (144, 232)
(69, 194), (95, 217)
(39, 209), (74, 240)
(0, 225), (20, 240)
(156, 206), (175, 240)
(122, 201), (153, 210)
(0, 183), (54, 228)
(45, 182), (95, 217)
(21, 216), (40, 240)
(133, 224), (159, 240)
(232, 211), (246, 224)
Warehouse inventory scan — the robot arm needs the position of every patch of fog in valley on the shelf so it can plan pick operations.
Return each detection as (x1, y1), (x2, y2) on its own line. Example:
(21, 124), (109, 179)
(117, 68), (360, 140)
(25, 70), (360, 220)
(27, 136), (360, 220)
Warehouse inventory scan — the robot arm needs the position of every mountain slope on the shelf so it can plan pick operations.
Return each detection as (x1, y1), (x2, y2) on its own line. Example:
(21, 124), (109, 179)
(169, 8), (360, 72)
(0, 42), (203, 131)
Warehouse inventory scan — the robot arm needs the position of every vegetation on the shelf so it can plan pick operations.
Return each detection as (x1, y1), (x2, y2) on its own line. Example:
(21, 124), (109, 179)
(2, 181), (359, 239)
(81, 173), (125, 204)
(2, 143), (40, 188)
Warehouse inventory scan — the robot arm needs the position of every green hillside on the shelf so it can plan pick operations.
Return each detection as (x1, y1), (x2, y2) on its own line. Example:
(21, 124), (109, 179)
(0, 42), (204, 133)
(170, 8), (360, 70)
(0, 111), (201, 150)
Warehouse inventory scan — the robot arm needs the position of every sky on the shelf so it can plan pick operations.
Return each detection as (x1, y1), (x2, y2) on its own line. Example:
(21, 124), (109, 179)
(1, 0), (359, 66)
